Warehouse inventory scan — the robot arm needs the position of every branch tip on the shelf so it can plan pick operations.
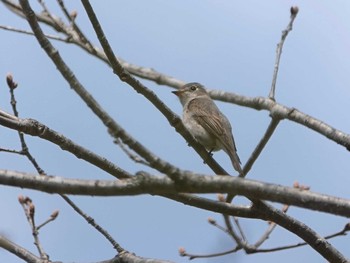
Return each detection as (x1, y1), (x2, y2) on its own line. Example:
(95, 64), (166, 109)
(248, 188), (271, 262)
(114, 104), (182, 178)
(217, 194), (225, 202)
(70, 10), (77, 20)
(50, 210), (59, 219)
(29, 203), (35, 218)
(18, 195), (25, 204)
(6, 73), (18, 90)
(208, 217), (216, 225)
(344, 223), (350, 232)
(178, 247), (186, 256)
(290, 6), (299, 17)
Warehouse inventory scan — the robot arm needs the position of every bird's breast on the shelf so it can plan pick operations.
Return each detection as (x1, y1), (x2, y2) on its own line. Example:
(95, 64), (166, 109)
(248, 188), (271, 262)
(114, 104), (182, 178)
(182, 109), (222, 151)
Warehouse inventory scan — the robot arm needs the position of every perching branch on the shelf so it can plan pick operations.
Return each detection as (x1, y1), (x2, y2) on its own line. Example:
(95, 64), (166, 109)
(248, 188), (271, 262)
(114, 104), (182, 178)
(1, 169), (350, 218)
(15, 0), (226, 180)
(2, 1), (349, 262)
(2, 1), (349, 152)
(81, 0), (229, 176)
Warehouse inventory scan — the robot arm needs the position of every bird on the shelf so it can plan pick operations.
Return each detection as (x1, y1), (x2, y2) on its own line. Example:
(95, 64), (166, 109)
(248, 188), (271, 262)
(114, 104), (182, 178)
(172, 82), (242, 174)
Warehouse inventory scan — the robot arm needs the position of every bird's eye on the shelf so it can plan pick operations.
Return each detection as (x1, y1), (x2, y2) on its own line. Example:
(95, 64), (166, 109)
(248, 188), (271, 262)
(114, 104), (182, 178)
(190, 85), (197, 91)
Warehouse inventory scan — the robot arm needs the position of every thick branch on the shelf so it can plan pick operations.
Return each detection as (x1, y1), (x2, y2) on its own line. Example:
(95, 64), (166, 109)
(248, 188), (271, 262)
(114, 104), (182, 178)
(1, 169), (350, 218)
(0, 235), (41, 263)
(0, 110), (130, 179)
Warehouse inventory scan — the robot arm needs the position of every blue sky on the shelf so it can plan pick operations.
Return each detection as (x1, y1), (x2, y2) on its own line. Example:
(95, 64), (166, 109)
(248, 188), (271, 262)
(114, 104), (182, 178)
(0, 1), (350, 262)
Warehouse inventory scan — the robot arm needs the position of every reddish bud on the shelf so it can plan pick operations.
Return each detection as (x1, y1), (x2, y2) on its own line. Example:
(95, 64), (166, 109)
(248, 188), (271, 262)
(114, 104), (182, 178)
(18, 195), (25, 204)
(178, 247), (186, 256)
(293, 181), (300, 188)
(281, 204), (289, 213)
(50, 210), (59, 219)
(290, 6), (299, 16)
(6, 73), (18, 89)
(217, 194), (225, 202)
(208, 217), (216, 225)
(70, 10), (77, 20)
(29, 203), (35, 217)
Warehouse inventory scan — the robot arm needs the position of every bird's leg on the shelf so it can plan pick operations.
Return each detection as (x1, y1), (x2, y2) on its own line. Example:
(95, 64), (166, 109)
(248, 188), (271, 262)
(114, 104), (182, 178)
(203, 149), (214, 164)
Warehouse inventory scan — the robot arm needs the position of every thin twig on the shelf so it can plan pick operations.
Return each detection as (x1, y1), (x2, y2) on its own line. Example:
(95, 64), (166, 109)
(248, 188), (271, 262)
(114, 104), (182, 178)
(233, 217), (247, 243)
(269, 6), (299, 100)
(7, 71), (126, 254)
(0, 147), (23, 154)
(60, 195), (124, 253)
(36, 210), (59, 230)
(255, 225), (349, 253)
(7, 74), (45, 175)
(226, 118), (280, 202)
(242, 118), (280, 177)
(254, 205), (290, 248)
(114, 137), (150, 165)
(0, 110), (130, 179)
(0, 24), (69, 42)
(56, 0), (95, 52)
(252, 200), (347, 263)
(223, 214), (247, 248)
(18, 196), (49, 260)
(181, 246), (240, 260)
(37, 0), (67, 33)
(208, 218), (237, 237)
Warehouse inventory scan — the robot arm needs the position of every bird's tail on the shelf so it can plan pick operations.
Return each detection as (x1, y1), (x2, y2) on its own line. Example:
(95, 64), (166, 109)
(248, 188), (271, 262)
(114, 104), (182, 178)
(226, 147), (243, 175)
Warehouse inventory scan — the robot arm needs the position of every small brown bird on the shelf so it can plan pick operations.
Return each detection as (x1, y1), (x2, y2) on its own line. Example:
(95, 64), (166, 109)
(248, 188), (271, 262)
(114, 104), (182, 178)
(172, 82), (242, 174)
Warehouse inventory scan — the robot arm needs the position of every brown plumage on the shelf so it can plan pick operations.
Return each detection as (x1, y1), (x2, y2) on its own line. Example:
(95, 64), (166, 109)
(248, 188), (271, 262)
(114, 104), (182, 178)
(173, 82), (242, 174)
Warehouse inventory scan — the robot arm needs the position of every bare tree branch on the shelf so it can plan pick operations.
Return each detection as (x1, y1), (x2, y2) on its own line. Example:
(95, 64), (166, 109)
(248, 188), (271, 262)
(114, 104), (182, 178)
(253, 222), (350, 253)
(226, 118), (280, 202)
(210, 92), (350, 151)
(0, 110), (130, 179)
(2, 0), (349, 152)
(1, 169), (350, 218)
(0, 24), (68, 41)
(81, 0), (229, 176)
(269, 6), (299, 100)
(13, 0), (225, 180)
(2, 1), (349, 262)
(0, 235), (42, 263)
(61, 195), (124, 253)
(18, 196), (49, 260)
(252, 200), (348, 263)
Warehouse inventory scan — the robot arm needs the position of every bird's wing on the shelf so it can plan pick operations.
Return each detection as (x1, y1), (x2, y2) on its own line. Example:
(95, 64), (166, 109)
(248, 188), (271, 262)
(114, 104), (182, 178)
(188, 98), (226, 137)
(188, 98), (242, 173)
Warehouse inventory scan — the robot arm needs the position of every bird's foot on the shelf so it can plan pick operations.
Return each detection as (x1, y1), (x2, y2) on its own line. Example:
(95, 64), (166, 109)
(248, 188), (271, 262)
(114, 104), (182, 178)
(203, 150), (214, 164)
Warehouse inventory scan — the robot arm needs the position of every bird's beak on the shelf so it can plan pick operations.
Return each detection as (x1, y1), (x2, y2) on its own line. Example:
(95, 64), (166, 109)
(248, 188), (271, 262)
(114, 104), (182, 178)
(172, 90), (183, 96)
(172, 90), (179, 96)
